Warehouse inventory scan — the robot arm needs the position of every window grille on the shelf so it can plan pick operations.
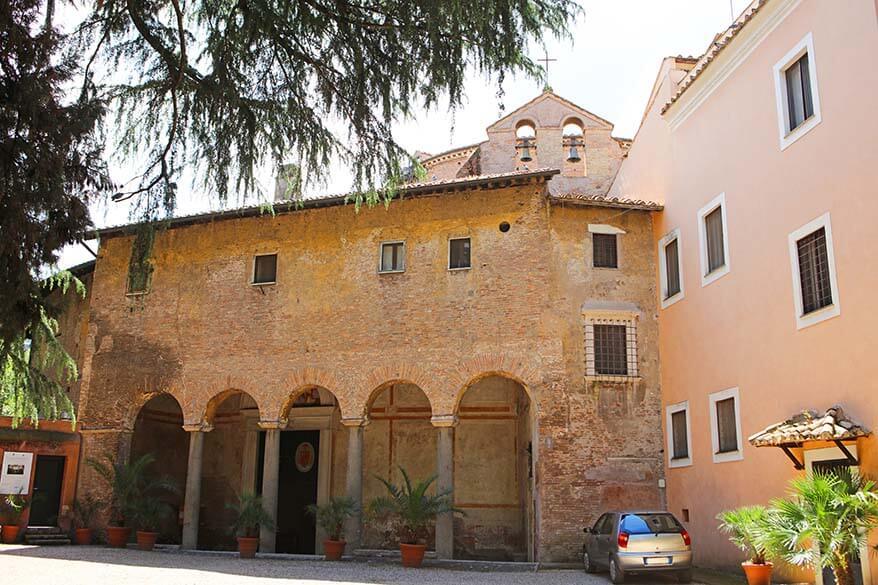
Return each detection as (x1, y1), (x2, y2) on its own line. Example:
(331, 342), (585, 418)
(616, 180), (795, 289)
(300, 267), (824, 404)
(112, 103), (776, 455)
(796, 227), (832, 314)
(593, 233), (618, 269)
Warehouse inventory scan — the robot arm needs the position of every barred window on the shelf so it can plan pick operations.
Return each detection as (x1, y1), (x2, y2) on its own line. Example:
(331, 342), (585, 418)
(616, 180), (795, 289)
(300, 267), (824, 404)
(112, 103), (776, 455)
(593, 233), (618, 269)
(796, 227), (832, 314)
(671, 410), (689, 460)
(594, 324), (628, 376)
(715, 397), (738, 454)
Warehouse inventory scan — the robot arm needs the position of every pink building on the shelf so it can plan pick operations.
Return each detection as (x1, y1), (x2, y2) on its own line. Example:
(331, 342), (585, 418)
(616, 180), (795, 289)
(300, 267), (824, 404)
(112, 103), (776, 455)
(611, 0), (878, 582)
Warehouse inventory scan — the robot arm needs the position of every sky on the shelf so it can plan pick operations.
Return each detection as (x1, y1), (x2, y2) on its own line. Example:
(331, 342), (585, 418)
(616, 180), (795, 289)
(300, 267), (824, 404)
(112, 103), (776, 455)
(59, 0), (753, 269)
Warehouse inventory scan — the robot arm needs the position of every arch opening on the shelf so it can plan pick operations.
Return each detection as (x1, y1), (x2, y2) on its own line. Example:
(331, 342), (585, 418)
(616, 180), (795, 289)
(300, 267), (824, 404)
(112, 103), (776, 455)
(454, 374), (535, 561)
(199, 390), (259, 550)
(362, 381), (436, 551)
(130, 393), (188, 544)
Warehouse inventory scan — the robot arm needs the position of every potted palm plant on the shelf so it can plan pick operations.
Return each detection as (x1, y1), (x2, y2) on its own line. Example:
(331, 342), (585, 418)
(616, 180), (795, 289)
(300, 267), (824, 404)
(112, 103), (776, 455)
(306, 496), (357, 560)
(761, 469), (878, 585)
(132, 495), (173, 551)
(227, 492), (274, 559)
(717, 506), (772, 585)
(72, 493), (103, 545)
(87, 452), (177, 548)
(368, 467), (461, 568)
(1, 494), (30, 544)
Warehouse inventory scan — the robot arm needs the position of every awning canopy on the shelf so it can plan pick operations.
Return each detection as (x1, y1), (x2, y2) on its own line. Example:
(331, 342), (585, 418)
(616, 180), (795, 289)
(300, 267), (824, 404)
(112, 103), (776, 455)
(748, 406), (870, 470)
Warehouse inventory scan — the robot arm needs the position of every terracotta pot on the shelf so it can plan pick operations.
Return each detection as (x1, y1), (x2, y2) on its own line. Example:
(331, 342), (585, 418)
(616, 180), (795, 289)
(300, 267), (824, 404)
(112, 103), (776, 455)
(399, 543), (427, 568)
(742, 562), (773, 585)
(106, 526), (131, 548)
(237, 536), (259, 559)
(1, 525), (20, 544)
(75, 528), (93, 545)
(323, 539), (346, 561)
(136, 530), (158, 551)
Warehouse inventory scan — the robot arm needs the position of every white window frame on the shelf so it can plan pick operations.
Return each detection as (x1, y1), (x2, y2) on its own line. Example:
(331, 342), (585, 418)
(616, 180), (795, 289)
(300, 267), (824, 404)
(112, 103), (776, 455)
(666, 401), (692, 469)
(697, 193), (731, 287)
(378, 240), (406, 274)
(708, 387), (743, 463)
(447, 236), (472, 271)
(251, 252), (278, 286)
(788, 212), (840, 330)
(773, 32), (822, 151)
(658, 228), (685, 309)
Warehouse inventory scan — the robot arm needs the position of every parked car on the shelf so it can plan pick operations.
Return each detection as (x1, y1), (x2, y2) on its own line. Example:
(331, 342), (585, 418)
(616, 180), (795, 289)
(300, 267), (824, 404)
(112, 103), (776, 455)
(583, 511), (692, 584)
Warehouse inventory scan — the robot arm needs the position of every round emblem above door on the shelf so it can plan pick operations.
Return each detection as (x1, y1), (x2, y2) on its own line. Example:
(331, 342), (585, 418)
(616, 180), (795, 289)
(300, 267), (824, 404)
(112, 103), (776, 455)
(295, 442), (315, 473)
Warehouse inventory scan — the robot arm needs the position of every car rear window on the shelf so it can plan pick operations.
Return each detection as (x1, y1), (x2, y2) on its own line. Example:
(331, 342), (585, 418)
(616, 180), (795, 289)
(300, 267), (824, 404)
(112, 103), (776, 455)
(620, 514), (682, 534)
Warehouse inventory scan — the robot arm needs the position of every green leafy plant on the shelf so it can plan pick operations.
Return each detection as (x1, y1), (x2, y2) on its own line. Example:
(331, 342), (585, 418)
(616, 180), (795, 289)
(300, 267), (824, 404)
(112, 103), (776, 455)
(761, 469), (878, 585)
(227, 492), (275, 538)
(306, 497), (357, 541)
(87, 453), (178, 527)
(717, 505), (771, 564)
(1, 494), (30, 523)
(131, 495), (173, 533)
(73, 493), (103, 529)
(367, 467), (461, 545)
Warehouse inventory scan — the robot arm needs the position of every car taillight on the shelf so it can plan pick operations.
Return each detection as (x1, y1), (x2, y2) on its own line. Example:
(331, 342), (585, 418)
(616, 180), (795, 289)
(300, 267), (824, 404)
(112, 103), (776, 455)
(681, 529), (691, 546)
(617, 531), (629, 549)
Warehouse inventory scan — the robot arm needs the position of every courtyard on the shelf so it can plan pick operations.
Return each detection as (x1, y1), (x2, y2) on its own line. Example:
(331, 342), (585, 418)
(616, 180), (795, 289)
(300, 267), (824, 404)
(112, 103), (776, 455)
(0, 545), (699, 585)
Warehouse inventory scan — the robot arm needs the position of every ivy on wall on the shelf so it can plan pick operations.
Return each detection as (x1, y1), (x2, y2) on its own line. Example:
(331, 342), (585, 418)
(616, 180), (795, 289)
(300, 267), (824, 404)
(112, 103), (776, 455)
(127, 224), (156, 294)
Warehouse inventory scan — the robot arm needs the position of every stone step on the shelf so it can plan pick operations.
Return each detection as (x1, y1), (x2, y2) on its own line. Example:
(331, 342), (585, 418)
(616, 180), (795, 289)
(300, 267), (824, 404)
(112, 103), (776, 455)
(26, 526), (66, 535)
(23, 536), (72, 545)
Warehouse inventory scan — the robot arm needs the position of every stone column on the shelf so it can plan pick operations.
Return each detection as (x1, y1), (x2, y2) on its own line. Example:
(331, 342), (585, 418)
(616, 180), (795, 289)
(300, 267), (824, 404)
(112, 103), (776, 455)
(342, 418), (368, 550)
(259, 421), (283, 554)
(433, 415), (457, 559)
(181, 424), (211, 550)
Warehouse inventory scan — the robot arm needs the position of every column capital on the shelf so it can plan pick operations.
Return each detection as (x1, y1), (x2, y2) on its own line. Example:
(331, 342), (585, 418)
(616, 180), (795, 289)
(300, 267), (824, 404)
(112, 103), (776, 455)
(431, 414), (458, 428)
(182, 422), (213, 433)
(258, 419), (287, 430)
(341, 416), (370, 428)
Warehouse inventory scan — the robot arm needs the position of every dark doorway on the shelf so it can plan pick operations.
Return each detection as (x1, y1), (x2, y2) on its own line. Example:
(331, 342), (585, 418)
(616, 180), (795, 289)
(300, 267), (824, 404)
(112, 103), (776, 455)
(277, 430), (320, 554)
(30, 456), (65, 526)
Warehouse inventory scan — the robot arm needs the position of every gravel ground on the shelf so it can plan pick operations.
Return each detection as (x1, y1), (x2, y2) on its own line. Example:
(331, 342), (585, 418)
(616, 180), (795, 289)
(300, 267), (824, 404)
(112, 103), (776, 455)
(0, 544), (695, 585)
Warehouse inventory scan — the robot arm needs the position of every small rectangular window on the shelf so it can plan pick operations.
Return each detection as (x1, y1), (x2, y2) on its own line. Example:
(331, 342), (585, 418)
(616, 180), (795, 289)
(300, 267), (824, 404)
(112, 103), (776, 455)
(593, 233), (618, 269)
(593, 324), (628, 376)
(448, 237), (471, 270)
(380, 241), (405, 273)
(704, 206), (725, 274)
(796, 227), (832, 314)
(785, 53), (814, 133)
(664, 238), (681, 299)
(253, 254), (277, 284)
(671, 410), (689, 460)
(715, 397), (738, 454)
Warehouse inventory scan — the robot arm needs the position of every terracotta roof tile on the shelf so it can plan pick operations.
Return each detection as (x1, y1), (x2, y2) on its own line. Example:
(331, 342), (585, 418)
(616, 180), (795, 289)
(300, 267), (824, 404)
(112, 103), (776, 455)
(551, 193), (663, 211)
(748, 405), (870, 447)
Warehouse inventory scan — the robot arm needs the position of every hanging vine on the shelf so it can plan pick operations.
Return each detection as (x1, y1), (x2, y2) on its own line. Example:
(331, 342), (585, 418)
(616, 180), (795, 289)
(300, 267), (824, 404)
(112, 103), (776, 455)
(127, 223), (156, 294)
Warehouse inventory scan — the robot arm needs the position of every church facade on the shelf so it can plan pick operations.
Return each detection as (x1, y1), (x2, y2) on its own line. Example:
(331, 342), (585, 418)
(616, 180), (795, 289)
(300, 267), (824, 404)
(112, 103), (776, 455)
(70, 93), (666, 562)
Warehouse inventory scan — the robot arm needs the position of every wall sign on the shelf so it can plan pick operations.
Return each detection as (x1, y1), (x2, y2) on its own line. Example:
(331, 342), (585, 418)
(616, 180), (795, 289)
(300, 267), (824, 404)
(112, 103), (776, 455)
(295, 442), (315, 473)
(0, 452), (34, 495)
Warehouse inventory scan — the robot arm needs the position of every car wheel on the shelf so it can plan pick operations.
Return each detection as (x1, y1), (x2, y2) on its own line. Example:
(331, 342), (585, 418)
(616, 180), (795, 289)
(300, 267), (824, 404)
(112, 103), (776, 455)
(677, 569), (693, 583)
(583, 550), (597, 573)
(609, 557), (625, 584)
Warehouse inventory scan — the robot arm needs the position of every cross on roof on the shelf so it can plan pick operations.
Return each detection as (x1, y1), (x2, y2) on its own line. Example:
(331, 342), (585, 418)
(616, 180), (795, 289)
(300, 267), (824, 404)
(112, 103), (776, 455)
(537, 51), (558, 89)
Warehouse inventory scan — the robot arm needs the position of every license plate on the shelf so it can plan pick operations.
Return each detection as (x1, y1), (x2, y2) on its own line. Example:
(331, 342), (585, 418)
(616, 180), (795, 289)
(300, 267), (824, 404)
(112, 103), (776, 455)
(645, 557), (672, 566)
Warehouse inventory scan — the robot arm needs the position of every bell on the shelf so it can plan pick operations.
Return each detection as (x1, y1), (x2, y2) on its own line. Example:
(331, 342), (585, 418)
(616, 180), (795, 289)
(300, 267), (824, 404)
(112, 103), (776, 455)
(567, 144), (581, 162)
(519, 145), (532, 162)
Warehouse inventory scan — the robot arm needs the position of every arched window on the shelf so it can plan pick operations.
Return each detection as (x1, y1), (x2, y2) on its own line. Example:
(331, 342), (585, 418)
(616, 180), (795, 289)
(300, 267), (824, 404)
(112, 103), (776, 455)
(562, 118), (584, 162)
(514, 120), (536, 162)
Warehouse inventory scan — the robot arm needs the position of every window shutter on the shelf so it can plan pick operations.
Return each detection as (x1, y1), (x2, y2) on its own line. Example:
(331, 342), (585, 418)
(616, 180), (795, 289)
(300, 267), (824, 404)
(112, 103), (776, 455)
(797, 227), (832, 314)
(715, 397), (738, 453)
(593, 324), (628, 376)
(671, 410), (688, 459)
(593, 233), (618, 268)
(665, 239), (681, 298)
(704, 207), (725, 273)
